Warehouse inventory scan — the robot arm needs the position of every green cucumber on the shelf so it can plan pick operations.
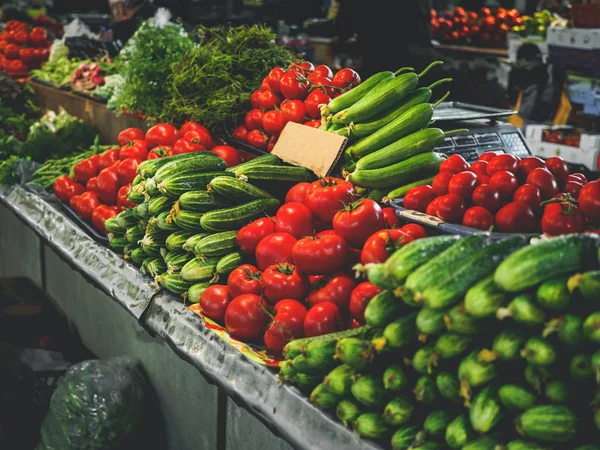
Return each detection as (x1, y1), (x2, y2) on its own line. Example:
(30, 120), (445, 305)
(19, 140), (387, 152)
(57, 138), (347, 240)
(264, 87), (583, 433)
(148, 152), (224, 185)
(126, 247), (146, 266)
(215, 251), (243, 276)
(568, 270), (600, 302)
(155, 211), (179, 232)
(334, 338), (375, 371)
(304, 339), (337, 370)
(282, 325), (374, 360)
(157, 273), (194, 295)
(165, 230), (195, 253)
(180, 257), (220, 282)
(132, 201), (150, 220)
(137, 151), (205, 178)
(536, 274), (571, 311)
(208, 176), (275, 203)
(506, 440), (550, 450)
(436, 372), (461, 404)
(385, 175), (436, 201)
(291, 373), (322, 394)
(416, 307), (448, 336)
(545, 381), (569, 404)
(462, 435), (504, 450)
(125, 225), (145, 244)
(108, 236), (128, 253)
(516, 405), (578, 443)
(200, 198), (280, 232)
(445, 414), (475, 449)
(583, 311), (600, 343)
(115, 208), (138, 228)
(158, 172), (233, 198)
(235, 164), (314, 183)
(444, 304), (489, 335)
(148, 195), (174, 216)
(351, 375), (387, 407)
(105, 217), (126, 235)
(497, 293), (546, 326)
(483, 328), (525, 362)
(127, 183), (146, 204)
(225, 154), (282, 177)
(391, 425), (423, 450)
(325, 70), (396, 116)
(172, 209), (204, 232)
(469, 386), (503, 433)
(593, 349), (600, 383)
(323, 365), (355, 396)
(310, 383), (340, 409)
(383, 395), (414, 426)
(353, 412), (389, 439)
(146, 258), (167, 277)
(464, 275), (507, 318)
(194, 231), (238, 257)
(374, 313), (417, 351)
(412, 345), (438, 375)
(140, 230), (169, 257)
(166, 252), (194, 274)
(363, 290), (403, 328)
(423, 409), (454, 437)
(521, 337), (557, 366)
(185, 282), (210, 304)
(458, 351), (497, 393)
(178, 189), (231, 212)
(524, 364), (552, 393)
(183, 233), (210, 253)
(570, 353), (592, 379)
(413, 376), (436, 404)
(433, 332), (472, 361)
(336, 399), (362, 428)
(383, 364), (408, 392)
(367, 263), (395, 290)
(498, 384), (538, 411)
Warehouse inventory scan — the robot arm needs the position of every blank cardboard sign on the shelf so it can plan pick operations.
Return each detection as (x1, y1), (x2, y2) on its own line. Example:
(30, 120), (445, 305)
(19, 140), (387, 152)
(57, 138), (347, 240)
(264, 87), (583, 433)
(271, 122), (348, 178)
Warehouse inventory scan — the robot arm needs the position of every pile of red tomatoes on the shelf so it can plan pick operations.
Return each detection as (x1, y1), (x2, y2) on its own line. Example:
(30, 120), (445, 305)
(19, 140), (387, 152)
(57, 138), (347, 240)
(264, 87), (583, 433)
(0, 20), (50, 77)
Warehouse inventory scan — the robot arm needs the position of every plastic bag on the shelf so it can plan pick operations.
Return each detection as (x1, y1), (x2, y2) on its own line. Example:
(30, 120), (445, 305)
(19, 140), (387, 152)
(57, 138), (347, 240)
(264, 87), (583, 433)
(36, 356), (147, 450)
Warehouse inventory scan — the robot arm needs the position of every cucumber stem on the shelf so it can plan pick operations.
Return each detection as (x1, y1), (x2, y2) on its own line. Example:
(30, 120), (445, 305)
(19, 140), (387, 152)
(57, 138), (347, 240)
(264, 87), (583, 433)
(394, 66), (414, 75)
(428, 78), (453, 90)
(432, 91), (450, 108)
(444, 128), (469, 137)
(417, 60), (444, 79)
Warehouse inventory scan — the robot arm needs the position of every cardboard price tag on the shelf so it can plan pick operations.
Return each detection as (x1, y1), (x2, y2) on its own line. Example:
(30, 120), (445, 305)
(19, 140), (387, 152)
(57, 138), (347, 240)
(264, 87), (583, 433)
(271, 122), (348, 178)
(398, 209), (445, 227)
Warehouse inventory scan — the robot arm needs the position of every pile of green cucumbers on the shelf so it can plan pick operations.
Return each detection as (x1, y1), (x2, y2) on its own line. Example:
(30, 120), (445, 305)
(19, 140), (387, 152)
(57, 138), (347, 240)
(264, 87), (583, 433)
(280, 233), (600, 449)
(105, 152), (312, 301)
(320, 61), (464, 202)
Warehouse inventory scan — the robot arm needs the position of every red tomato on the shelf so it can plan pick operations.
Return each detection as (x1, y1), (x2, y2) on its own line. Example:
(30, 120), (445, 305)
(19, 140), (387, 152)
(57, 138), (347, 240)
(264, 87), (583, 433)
(255, 233), (297, 270)
(470, 160), (489, 177)
(462, 206), (494, 231)
(349, 282), (381, 324)
(96, 165), (120, 205)
(332, 68), (361, 89)
(262, 110), (286, 136)
(91, 204), (119, 235)
(448, 171), (479, 199)
(289, 60), (315, 76)
(117, 128), (145, 147)
(244, 109), (265, 130)
(333, 199), (385, 248)
(541, 207), (586, 236)
(486, 154), (519, 176)
(489, 170), (519, 199)
(236, 217), (276, 254)
(76, 191), (100, 221)
(304, 302), (344, 337)
(86, 177), (98, 193)
(432, 171), (454, 196)
(264, 299), (307, 355)
(258, 90), (283, 110)
(267, 136), (278, 153)
(53, 176), (85, 203)
(211, 145), (240, 168)
(225, 294), (268, 341)
(250, 90), (264, 109)
(305, 177), (355, 223)
(304, 119), (322, 128)
(569, 173), (588, 184)
(246, 129), (268, 150)
(148, 145), (171, 159)
(512, 184), (542, 214)
(227, 264), (263, 298)
(306, 272), (356, 311)
(545, 157), (569, 185)
(436, 194), (466, 222)
(382, 207), (401, 228)
(4, 43), (19, 59)
(305, 90), (331, 119)
(279, 72), (310, 100)
(361, 229), (413, 265)
(495, 202), (537, 233)
(439, 154), (469, 174)
(292, 234), (349, 275)
(398, 224), (428, 240)
(171, 138), (205, 155)
(19, 48), (34, 62)
(232, 124), (249, 143)
(477, 174), (491, 186)
(98, 148), (120, 171)
(261, 263), (308, 304)
(267, 67), (286, 93)
(281, 100), (307, 123)
(526, 168), (558, 200)
(563, 180), (583, 198)
(182, 127), (215, 149)
(200, 285), (232, 322)
(426, 196), (442, 216)
(285, 182), (314, 204)
(145, 123), (178, 147)
(120, 140), (148, 161)
(29, 27), (47, 44)
(404, 185), (437, 212)
(73, 157), (99, 183)
(472, 185), (501, 212)
(309, 76), (336, 97)
(69, 194), (81, 211)
(517, 156), (545, 183)
(13, 30), (28, 45)
(117, 158), (139, 186)
(478, 152), (499, 162)
(117, 184), (136, 209)
(578, 182), (600, 220)
(308, 64), (334, 80)
(275, 202), (315, 239)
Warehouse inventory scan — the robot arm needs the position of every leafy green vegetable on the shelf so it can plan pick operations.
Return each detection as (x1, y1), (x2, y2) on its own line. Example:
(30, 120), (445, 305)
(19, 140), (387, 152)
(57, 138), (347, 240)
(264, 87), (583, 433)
(0, 72), (40, 140)
(0, 155), (21, 185)
(30, 56), (84, 86)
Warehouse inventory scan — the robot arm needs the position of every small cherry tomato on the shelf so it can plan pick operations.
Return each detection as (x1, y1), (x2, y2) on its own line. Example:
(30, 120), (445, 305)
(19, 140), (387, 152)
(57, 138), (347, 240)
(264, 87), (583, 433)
(246, 129), (268, 150)
(281, 99), (307, 123)
(245, 109), (265, 130)
(117, 128), (145, 147)
(305, 90), (331, 119)
(285, 182), (314, 204)
(262, 109), (286, 136)
(76, 191), (101, 221)
(267, 67), (286, 93)
(426, 196), (442, 216)
(292, 235), (349, 275)
(258, 90), (283, 110)
(117, 157), (139, 186)
(563, 180), (583, 198)
(331, 68), (361, 89)
(279, 71), (310, 100)
(232, 124), (249, 143)
(569, 173), (588, 184)
(145, 123), (178, 147)
(119, 139), (148, 161)
(578, 181), (600, 220)
(360, 229), (413, 265)
(470, 160), (489, 177)
(306, 272), (356, 311)
(98, 148), (120, 171)
(53, 176), (85, 203)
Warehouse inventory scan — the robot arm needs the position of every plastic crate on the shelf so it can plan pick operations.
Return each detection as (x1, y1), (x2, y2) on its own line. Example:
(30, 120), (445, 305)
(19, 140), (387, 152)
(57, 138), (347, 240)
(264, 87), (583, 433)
(571, 4), (600, 28)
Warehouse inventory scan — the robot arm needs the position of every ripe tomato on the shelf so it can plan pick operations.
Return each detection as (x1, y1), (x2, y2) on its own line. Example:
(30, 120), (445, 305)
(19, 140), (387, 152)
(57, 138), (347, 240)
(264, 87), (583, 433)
(227, 264), (263, 298)
(281, 100), (307, 123)
(541, 207), (586, 236)
(275, 202), (315, 239)
(236, 217), (276, 255)
(513, 184), (542, 214)
(307, 272), (356, 311)
(246, 129), (268, 150)
(171, 138), (205, 155)
(495, 202), (537, 233)
(440, 154), (470, 174)
(145, 123), (178, 147)
(489, 170), (519, 199)
(13, 30), (28, 45)
(86, 177), (98, 193)
(486, 154), (519, 175)
(398, 224), (428, 240)
(4, 43), (19, 59)
(76, 191), (101, 221)
(285, 182), (314, 204)
(266, 136), (277, 152)
(332, 68), (360, 89)
(448, 171), (479, 199)
(404, 185), (437, 212)
(292, 234), (348, 275)
(563, 180), (583, 198)
(305, 177), (355, 223)
(478, 152), (499, 162)
(309, 76), (336, 97)
(279, 72), (310, 100)
(98, 148), (120, 171)
(333, 198), (385, 248)
(262, 110), (285, 136)
(69, 194), (81, 211)
(569, 173), (588, 184)
(232, 124), (249, 143)
(264, 299), (307, 355)
(117, 184), (136, 209)
(304, 302), (344, 337)
(526, 168), (558, 200)
(308, 64), (334, 80)
(117, 158), (139, 186)
(200, 285), (232, 322)
(19, 48), (34, 62)
(462, 206), (494, 231)
(472, 185), (501, 212)
(436, 193), (466, 222)
(148, 145), (170, 159)
(261, 263), (308, 304)
(470, 160), (489, 177)
(225, 294), (268, 341)
(426, 196), (442, 216)
(250, 90), (264, 109)
(29, 27), (47, 44)
(255, 232), (297, 270)
(91, 204), (119, 235)
(96, 165), (120, 205)
(382, 207), (401, 228)
(517, 156), (545, 183)
(244, 109), (265, 130)
(360, 229), (413, 265)
(432, 171), (454, 196)
(349, 282), (381, 324)
(120, 139), (148, 161)
(258, 90), (283, 110)
(73, 157), (99, 183)
(267, 67), (286, 93)
(117, 128), (144, 147)
(578, 182), (600, 220)
(545, 157), (569, 184)
(304, 119), (321, 128)
(305, 90), (331, 119)
(289, 60), (315, 76)
(211, 145), (240, 167)
(53, 176), (85, 203)
(262, 76), (271, 90)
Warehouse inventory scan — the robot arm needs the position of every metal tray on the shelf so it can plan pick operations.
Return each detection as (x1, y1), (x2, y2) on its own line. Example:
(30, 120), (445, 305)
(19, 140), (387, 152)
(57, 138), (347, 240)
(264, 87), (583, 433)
(433, 101), (517, 122)
(58, 201), (109, 245)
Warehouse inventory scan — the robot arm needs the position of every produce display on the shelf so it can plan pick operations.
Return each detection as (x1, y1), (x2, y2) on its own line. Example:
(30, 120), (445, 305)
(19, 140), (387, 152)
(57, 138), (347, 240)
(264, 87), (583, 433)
(431, 6), (521, 47)
(280, 233), (600, 448)
(0, 19), (51, 77)
(511, 10), (559, 38)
